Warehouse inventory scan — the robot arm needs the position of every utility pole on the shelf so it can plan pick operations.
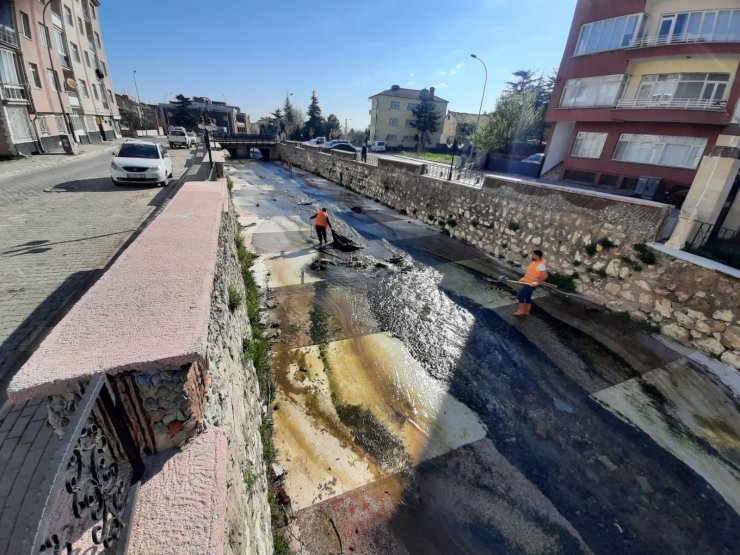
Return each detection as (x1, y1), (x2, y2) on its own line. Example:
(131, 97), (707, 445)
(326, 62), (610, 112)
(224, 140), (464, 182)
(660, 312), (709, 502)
(42, 0), (75, 140)
(344, 118), (351, 140)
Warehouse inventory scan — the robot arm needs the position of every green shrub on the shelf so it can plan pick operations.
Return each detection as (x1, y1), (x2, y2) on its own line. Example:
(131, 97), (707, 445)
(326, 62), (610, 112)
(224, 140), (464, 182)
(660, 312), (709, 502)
(226, 175), (234, 192)
(547, 272), (577, 292)
(447, 217), (457, 227)
(508, 221), (520, 231)
(585, 243), (597, 256)
(633, 243), (656, 265)
(227, 286), (242, 311)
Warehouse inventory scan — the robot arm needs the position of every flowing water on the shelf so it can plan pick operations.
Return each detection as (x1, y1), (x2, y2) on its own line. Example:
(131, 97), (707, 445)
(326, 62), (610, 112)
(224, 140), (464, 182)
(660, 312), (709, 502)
(230, 159), (740, 554)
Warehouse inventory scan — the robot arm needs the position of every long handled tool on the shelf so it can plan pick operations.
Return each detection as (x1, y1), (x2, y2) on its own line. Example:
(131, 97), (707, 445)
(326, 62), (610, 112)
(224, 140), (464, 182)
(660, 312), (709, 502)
(498, 275), (555, 288)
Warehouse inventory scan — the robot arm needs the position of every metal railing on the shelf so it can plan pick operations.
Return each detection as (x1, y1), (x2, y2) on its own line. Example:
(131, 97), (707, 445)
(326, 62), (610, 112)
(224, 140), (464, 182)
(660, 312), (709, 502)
(0, 25), (17, 46)
(629, 33), (740, 49)
(1, 83), (28, 101)
(355, 152), (379, 166)
(422, 162), (485, 187)
(615, 98), (727, 111)
(10, 374), (143, 555)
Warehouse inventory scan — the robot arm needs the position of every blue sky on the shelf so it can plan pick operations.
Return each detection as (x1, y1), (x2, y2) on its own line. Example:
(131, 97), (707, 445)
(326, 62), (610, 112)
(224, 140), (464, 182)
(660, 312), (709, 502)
(102, 0), (577, 130)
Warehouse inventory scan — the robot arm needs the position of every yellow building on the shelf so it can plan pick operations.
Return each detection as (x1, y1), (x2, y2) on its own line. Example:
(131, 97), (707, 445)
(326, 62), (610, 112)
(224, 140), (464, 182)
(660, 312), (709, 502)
(368, 85), (448, 149)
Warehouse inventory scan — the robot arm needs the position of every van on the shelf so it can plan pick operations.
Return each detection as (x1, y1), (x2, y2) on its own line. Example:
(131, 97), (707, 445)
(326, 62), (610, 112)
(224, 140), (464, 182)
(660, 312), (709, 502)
(370, 140), (386, 152)
(168, 127), (192, 149)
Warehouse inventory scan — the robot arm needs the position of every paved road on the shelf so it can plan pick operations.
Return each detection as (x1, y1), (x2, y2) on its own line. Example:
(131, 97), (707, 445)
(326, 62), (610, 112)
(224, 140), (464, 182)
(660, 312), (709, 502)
(0, 140), (202, 400)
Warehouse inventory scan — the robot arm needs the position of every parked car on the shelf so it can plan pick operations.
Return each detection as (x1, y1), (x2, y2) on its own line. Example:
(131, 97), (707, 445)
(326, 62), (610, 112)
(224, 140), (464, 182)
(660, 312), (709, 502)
(328, 143), (358, 153)
(187, 131), (198, 145)
(111, 141), (173, 187)
(522, 153), (544, 164)
(168, 127), (192, 149)
(370, 140), (386, 152)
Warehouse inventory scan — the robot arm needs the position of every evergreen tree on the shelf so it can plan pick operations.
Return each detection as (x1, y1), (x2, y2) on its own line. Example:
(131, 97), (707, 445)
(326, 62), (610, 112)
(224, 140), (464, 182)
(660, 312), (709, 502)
(171, 94), (197, 128)
(305, 90), (324, 138)
(271, 108), (284, 136)
(505, 70), (538, 94)
(475, 91), (538, 155)
(409, 98), (441, 153)
(325, 114), (341, 139)
(283, 96), (298, 137)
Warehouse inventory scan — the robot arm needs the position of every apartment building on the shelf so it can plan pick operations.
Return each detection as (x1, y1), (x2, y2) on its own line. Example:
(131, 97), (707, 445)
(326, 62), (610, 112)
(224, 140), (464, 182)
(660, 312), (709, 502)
(159, 97), (240, 134)
(543, 0), (740, 203)
(369, 85), (448, 149)
(439, 111), (489, 145)
(0, 0), (119, 156)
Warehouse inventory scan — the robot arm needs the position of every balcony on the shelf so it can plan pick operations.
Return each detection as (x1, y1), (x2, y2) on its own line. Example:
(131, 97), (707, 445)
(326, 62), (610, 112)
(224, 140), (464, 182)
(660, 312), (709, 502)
(0, 83), (27, 102)
(629, 33), (740, 49)
(616, 98), (727, 111)
(0, 24), (17, 47)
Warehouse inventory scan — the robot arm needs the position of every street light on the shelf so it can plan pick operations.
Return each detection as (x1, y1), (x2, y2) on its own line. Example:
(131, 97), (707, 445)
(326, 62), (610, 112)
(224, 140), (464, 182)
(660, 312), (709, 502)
(344, 118), (352, 140)
(470, 53), (488, 167)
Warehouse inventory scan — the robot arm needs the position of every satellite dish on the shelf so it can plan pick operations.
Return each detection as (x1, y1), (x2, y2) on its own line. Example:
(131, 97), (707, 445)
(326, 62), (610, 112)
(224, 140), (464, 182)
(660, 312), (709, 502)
(66, 78), (78, 90)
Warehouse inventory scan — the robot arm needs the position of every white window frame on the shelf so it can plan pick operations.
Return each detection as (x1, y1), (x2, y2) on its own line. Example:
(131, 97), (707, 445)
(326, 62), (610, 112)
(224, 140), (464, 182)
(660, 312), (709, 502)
(94, 31), (100, 48)
(635, 72), (729, 107)
(387, 134), (397, 141)
(6, 106), (34, 142)
(571, 131), (608, 159)
(53, 27), (70, 68)
(658, 9), (740, 44)
(54, 114), (66, 134)
(83, 50), (90, 67)
(46, 68), (58, 91)
(575, 13), (643, 55)
(612, 134), (707, 169)
(0, 49), (20, 85)
(388, 118), (399, 127)
(28, 62), (42, 88)
(407, 103), (419, 111)
(560, 74), (627, 108)
(91, 82), (99, 100)
(19, 11), (31, 39)
(64, 5), (73, 26)
(38, 22), (48, 47)
(70, 42), (80, 63)
(38, 115), (50, 136)
(79, 78), (89, 98)
(100, 60), (106, 75)
(389, 101), (400, 110)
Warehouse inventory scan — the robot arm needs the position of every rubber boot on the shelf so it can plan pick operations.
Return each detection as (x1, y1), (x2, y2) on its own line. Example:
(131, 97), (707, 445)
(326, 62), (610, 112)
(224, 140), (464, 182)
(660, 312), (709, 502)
(513, 303), (528, 316)
(524, 303), (532, 315)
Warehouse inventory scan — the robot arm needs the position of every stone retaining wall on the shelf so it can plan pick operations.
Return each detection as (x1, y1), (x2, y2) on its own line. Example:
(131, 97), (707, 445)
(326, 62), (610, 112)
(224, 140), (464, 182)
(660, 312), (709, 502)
(276, 144), (740, 368)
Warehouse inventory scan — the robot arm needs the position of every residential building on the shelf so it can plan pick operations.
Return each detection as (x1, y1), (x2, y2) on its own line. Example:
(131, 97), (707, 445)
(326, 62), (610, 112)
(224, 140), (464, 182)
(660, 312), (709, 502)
(369, 85), (448, 149)
(159, 97), (240, 134)
(0, 0), (120, 155)
(543, 0), (740, 205)
(440, 111), (489, 145)
(115, 93), (161, 135)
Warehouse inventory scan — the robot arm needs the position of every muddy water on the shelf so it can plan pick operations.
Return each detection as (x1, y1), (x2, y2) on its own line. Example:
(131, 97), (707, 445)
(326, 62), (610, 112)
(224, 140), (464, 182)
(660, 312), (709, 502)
(231, 161), (740, 554)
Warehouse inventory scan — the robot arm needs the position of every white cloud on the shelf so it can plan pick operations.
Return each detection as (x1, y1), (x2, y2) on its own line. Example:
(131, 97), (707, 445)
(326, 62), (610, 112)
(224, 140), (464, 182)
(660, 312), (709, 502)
(439, 71), (448, 76)
(409, 72), (415, 77)
(455, 62), (465, 70)
(432, 82), (448, 89)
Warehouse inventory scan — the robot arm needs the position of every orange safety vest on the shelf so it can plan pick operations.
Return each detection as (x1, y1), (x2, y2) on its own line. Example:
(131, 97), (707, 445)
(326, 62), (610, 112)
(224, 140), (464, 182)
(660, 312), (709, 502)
(522, 259), (547, 286)
(314, 211), (329, 227)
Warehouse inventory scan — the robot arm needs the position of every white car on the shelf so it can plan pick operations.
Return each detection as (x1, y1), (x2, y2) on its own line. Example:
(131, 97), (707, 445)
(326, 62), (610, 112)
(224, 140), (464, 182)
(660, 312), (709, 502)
(111, 141), (173, 187)
(187, 131), (198, 145)
(370, 140), (386, 152)
(168, 127), (192, 149)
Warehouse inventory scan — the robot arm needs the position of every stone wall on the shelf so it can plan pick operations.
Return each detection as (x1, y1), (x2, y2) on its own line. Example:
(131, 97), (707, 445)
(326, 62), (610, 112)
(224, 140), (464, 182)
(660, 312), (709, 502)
(204, 200), (272, 554)
(276, 143), (740, 368)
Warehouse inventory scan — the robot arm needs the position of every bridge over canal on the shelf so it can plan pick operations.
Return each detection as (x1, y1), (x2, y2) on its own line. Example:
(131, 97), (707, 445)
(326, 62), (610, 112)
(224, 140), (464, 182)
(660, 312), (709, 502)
(215, 134), (277, 159)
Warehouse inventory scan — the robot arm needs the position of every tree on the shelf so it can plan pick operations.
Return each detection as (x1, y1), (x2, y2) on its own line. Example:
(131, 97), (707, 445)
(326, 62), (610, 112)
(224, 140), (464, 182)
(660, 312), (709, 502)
(282, 96), (300, 137)
(505, 70), (538, 94)
(170, 94), (197, 128)
(271, 108), (284, 137)
(475, 91), (539, 155)
(348, 128), (367, 145)
(409, 99), (441, 153)
(305, 90), (324, 139)
(325, 114), (341, 139)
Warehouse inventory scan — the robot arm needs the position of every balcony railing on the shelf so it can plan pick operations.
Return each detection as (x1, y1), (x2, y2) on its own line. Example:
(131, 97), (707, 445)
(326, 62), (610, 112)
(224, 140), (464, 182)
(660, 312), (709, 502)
(615, 98), (727, 111)
(0, 24), (17, 46)
(629, 33), (740, 49)
(1, 83), (28, 102)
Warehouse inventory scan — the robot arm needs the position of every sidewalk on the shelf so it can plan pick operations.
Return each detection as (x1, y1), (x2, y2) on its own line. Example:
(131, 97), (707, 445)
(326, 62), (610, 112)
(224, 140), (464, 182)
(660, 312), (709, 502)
(0, 138), (125, 180)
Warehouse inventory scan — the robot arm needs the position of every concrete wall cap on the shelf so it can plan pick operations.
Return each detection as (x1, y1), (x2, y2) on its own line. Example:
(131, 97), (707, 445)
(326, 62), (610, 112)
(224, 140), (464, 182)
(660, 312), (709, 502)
(8, 181), (227, 402)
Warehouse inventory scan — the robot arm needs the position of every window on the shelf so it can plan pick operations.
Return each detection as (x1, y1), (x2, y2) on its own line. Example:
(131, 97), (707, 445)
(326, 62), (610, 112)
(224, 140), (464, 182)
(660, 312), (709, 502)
(7, 107), (34, 142)
(389, 118), (399, 127)
(55, 114), (66, 134)
(83, 50), (90, 67)
(64, 6), (73, 26)
(407, 103), (419, 111)
(633, 73), (729, 108)
(46, 68), (58, 91)
(575, 13), (642, 55)
(19, 12), (31, 38)
(54, 28), (70, 67)
(38, 22), (48, 46)
(571, 132), (608, 158)
(78, 78), (88, 97)
(94, 31), (100, 48)
(0, 49), (20, 84)
(85, 115), (96, 129)
(387, 134), (397, 141)
(390, 101), (400, 110)
(91, 82), (99, 99)
(77, 16), (84, 36)
(107, 89), (113, 104)
(38, 115), (50, 136)
(403, 135), (416, 142)
(28, 62), (41, 88)
(657, 9), (740, 44)
(405, 120), (415, 128)
(612, 134), (707, 169)
(100, 60), (106, 75)
(91, 5), (96, 20)
(70, 42), (80, 63)
(560, 74), (626, 107)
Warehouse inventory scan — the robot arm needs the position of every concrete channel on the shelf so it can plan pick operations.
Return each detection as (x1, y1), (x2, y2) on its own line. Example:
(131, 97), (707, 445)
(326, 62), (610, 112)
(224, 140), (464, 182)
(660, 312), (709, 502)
(229, 157), (740, 554)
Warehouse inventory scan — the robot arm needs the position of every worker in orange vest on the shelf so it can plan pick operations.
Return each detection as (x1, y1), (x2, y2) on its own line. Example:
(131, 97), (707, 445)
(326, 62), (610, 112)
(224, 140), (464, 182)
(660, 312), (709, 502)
(310, 207), (332, 246)
(514, 249), (548, 316)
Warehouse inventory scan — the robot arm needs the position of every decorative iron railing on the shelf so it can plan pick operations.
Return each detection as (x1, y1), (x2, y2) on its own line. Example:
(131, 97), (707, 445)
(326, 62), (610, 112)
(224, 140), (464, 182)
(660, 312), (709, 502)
(422, 162), (485, 188)
(0, 25), (17, 46)
(10, 374), (143, 555)
(1, 83), (28, 101)
(629, 33), (740, 49)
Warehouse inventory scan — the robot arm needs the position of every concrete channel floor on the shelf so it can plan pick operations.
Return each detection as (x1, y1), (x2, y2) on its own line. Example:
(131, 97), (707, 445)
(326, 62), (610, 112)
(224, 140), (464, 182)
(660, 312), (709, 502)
(229, 158), (740, 554)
